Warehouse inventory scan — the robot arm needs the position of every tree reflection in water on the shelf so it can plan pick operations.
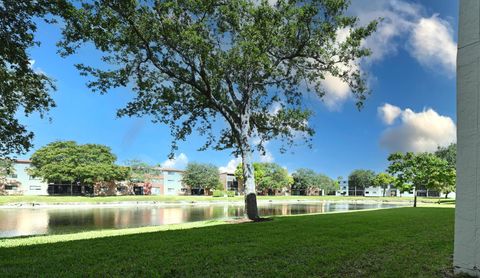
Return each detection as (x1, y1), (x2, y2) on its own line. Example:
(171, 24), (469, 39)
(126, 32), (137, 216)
(0, 202), (403, 238)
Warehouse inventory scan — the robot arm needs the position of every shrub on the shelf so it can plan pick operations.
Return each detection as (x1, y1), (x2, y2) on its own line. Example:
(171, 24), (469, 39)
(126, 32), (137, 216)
(227, 190), (235, 197)
(212, 190), (224, 197)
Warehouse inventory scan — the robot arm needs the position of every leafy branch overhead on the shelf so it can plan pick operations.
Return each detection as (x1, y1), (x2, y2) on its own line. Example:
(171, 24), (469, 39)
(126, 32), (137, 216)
(58, 0), (378, 156)
(0, 0), (69, 156)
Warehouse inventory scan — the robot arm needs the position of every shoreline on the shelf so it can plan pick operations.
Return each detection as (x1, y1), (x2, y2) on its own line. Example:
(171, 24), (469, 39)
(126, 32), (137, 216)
(0, 198), (417, 209)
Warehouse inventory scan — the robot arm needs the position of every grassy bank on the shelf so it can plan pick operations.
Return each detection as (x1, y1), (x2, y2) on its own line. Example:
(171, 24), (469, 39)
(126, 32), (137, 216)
(0, 194), (455, 206)
(0, 208), (454, 277)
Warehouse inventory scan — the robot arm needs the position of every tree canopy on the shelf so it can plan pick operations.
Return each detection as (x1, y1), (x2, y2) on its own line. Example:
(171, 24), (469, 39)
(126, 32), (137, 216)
(183, 162), (221, 191)
(0, 158), (14, 178)
(435, 143), (456, 169)
(371, 172), (395, 197)
(57, 0), (378, 218)
(125, 159), (162, 183)
(29, 141), (129, 184)
(348, 169), (375, 189)
(0, 0), (69, 156)
(235, 162), (291, 192)
(291, 168), (337, 192)
(387, 152), (456, 195)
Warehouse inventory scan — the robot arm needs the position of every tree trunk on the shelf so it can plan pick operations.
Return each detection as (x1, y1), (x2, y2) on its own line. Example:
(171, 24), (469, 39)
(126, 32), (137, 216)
(383, 187), (386, 197)
(413, 187), (417, 208)
(242, 150), (259, 220)
(236, 106), (260, 221)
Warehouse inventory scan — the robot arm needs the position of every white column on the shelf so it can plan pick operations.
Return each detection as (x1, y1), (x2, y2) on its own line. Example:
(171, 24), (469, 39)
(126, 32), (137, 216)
(454, 1), (480, 276)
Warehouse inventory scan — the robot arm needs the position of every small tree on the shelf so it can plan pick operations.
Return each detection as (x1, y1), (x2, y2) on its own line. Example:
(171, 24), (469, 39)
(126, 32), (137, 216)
(58, 0), (377, 220)
(183, 162), (221, 195)
(348, 169), (375, 196)
(387, 152), (455, 206)
(372, 172), (395, 197)
(29, 141), (130, 194)
(0, 158), (14, 195)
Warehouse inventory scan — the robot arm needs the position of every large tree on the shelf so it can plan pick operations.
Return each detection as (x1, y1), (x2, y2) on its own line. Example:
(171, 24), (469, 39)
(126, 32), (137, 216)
(183, 162), (221, 194)
(58, 0), (377, 219)
(291, 168), (336, 195)
(387, 152), (456, 206)
(348, 169), (375, 196)
(29, 141), (130, 189)
(0, 0), (70, 156)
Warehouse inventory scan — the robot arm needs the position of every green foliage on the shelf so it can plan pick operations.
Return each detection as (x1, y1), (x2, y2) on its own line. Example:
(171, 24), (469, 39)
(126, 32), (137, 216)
(387, 152), (456, 194)
(236, 162), (291, 192)
(183, 162), (221, 190)
(212, 190), (224, 197)
(0, 158), (14, 178)
(292, 169), (337, 193)
(372, 172), (395, 197)
(125, 159), (162, 183)
(348, 169), (375, 189)
(0, 0), (69, 155)
(58, 0), (378, 157)
(435, 143), (456, 169)
(29, 141), (130, 184)
(226, 190), (235, 197)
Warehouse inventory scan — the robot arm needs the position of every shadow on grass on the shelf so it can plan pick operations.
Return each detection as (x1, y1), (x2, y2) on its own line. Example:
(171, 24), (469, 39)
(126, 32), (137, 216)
(0, 207), (455, 277)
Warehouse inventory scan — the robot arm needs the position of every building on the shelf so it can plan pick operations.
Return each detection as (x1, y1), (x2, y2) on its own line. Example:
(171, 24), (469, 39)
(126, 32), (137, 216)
(1, 160), (187, 196)
(219, 172), (243, 195)
(160, 168), (185, 196)
(128, 167), (185, 196)
(336, 180), (349, 196)
(4, 160), (48, 195)
(364, 185), (398, 197)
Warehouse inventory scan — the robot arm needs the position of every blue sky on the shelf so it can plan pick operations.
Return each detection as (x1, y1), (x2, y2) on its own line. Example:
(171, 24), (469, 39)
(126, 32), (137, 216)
(19, 0), (458, 179)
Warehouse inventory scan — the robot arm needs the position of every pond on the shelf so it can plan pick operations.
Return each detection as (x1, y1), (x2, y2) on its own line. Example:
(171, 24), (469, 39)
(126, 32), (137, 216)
(0, 201), (405, 238)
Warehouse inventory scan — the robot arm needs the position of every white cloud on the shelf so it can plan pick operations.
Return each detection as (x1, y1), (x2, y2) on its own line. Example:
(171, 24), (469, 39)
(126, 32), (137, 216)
(316, 1), (457, 109)
(219, 157), (241, 173)
(378, 103), (402, 125)
(322, 73), (352, 110)
(408, 15), (457, 76)
(251, 136), (275, 163)
(268, 101), (282, 115)
(352, 0), (421, 62)
(351, 0), (456, 73)
(379, 106), (456, 153)
(161, 153), (188, 169)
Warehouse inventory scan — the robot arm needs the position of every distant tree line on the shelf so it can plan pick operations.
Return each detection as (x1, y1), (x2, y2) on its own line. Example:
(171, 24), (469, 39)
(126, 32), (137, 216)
(345, 143), (456, 206)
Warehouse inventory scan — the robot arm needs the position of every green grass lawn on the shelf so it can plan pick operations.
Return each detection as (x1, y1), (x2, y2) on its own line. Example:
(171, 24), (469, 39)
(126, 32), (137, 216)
(0, 194), (455, 206)
(0, 207), (454, 277)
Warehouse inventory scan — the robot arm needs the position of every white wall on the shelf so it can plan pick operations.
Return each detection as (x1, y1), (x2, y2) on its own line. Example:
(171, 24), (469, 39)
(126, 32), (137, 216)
(8, 162), (48, 195)
(454, 1), (480, 276)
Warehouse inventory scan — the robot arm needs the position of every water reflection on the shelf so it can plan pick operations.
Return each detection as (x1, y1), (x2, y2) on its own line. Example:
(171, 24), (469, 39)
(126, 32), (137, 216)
(0, 202), (403, 238)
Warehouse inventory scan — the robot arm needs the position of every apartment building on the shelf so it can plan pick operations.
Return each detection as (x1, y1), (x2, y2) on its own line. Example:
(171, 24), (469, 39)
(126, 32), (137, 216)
(219, 172), (243, 195)
(3, 160), (48, 195)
